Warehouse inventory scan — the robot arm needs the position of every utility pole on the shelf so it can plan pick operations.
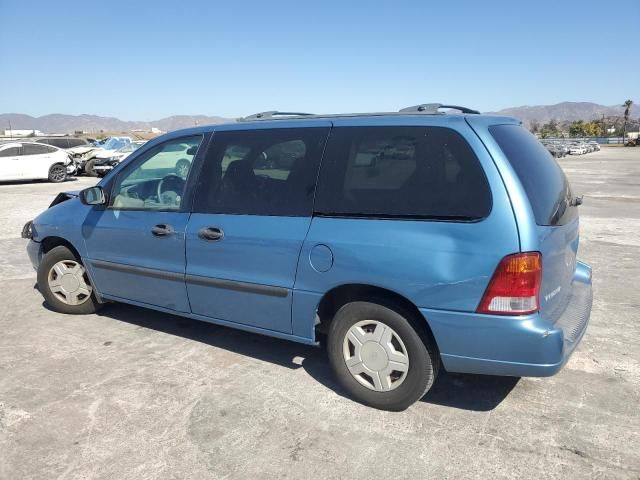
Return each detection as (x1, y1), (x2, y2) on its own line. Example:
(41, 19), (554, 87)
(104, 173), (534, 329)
(8, 119), (12, 139)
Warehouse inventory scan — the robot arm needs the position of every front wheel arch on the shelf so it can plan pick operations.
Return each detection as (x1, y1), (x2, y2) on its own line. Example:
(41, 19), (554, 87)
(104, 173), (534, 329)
(41, 236), (81, 258)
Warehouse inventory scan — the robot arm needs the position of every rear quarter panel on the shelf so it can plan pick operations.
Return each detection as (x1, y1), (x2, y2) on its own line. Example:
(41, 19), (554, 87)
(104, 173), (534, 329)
(292, 115), (520, 339)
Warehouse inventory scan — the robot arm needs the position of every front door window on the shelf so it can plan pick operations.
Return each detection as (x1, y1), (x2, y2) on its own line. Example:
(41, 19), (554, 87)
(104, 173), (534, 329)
(110, 136), (203, 210)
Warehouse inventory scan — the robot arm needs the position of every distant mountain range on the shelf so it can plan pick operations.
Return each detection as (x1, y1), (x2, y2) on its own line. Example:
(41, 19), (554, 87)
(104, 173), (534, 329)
(490, 101), (638, 126)
(0, 102), (637, 134)
(0, 113), (232, 134)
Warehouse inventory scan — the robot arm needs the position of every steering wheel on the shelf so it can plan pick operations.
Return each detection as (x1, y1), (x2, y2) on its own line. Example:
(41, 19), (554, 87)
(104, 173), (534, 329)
(157, 174), (185, 206)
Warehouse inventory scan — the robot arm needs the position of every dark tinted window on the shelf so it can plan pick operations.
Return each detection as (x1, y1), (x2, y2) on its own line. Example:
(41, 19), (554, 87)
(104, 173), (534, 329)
(67, 139), (87, 147)
(38, 138), (65, 148)
(194, 127), (329, 216)
(0, 146), (21, 157)
(23, 143), (51, 155)
(315, 126), (491, 219)
(490, 124), (576, 226)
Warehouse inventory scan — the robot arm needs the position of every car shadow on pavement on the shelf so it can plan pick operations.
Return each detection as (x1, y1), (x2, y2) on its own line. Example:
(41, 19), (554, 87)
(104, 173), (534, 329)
(66, 301), (517, 412)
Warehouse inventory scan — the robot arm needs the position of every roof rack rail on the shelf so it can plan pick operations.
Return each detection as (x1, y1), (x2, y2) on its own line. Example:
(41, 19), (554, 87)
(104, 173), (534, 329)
(241, 111), (315, 121)
(399, 103), (480, 115)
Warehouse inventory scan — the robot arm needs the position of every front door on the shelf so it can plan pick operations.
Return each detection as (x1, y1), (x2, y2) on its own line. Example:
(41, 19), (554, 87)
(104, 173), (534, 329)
(83, 135), (205, 312)
(22, 143), (56, 180)
(185, 125), (331, 333)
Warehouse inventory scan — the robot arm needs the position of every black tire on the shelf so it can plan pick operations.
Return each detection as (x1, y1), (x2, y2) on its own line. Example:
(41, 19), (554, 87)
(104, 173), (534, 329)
(327, 301), (439, 411)
(48, 164), (67, 183)
(84, 159), (98, 177)
(37, 246), (100, 315)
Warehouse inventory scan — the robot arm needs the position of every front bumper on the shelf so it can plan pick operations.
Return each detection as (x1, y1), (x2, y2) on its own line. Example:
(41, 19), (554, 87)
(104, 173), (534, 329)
(423, 261), (593, 377)
(27, 239), (42, 271)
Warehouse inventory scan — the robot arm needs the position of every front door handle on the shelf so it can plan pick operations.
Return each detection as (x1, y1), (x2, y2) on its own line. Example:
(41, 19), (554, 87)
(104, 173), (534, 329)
(151, 224), (174, 237)
(198, 226), (224, 241)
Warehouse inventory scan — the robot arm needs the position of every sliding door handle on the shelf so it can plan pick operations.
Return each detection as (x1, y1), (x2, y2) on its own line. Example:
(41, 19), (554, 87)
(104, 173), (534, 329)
(198, 226), (224, 241)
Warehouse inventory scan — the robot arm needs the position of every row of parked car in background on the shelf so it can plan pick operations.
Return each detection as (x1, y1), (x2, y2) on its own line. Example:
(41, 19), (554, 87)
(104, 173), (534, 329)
(541, 140), (600, 158)
(0, 132), (605, 183)
(0, 136), (147, 182)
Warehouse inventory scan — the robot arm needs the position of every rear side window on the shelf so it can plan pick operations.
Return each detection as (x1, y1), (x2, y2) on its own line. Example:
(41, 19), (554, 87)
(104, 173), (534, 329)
(0, 146), (22, 157)
(315, 126), (491, 220)
(489, 124), (576, 226)
(66, 139), (85, 148)
(194, 128), (329, 216)
(22, 143), (52, 155)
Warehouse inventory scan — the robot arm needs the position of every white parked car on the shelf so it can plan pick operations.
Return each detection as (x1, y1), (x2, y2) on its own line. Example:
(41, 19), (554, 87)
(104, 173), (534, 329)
(69, 137), (133, 174)
(0, 142), (73, 182)
(92, 141), (147, 177)
(569, 144), (586, 155)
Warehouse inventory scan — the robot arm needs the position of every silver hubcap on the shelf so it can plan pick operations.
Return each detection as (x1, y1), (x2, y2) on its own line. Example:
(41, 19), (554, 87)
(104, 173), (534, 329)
(50, 165), (65, 181)
(48, 260), (92, 306)
(343, 320), (409, 392)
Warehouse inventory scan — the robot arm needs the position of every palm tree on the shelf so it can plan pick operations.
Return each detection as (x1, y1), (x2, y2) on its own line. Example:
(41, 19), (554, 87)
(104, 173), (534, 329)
(623, 99), (633, 141)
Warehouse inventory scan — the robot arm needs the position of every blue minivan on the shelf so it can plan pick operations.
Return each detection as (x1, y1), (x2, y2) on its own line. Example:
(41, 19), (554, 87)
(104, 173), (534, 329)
(24, 104), (592, 410)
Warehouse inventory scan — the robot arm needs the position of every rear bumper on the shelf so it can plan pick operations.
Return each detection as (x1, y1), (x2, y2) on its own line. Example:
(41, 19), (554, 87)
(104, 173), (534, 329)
(423, 261), (593, 377)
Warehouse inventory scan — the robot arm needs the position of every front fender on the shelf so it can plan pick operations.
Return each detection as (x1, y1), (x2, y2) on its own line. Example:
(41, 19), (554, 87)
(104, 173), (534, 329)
(31, 197), (91, 258)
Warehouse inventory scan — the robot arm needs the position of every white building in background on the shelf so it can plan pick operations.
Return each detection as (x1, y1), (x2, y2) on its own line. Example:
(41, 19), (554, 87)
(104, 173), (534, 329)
(3, 129), (43, 137)
(150, 127), (162, 134)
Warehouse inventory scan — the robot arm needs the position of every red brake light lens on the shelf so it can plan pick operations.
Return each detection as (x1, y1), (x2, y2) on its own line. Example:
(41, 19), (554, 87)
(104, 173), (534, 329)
(477, 252), (542, 315)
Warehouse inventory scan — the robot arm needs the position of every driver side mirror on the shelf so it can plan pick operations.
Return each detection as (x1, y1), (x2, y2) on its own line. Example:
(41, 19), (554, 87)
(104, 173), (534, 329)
(186, 145), (198, 156)
(80, 186), (106, 206)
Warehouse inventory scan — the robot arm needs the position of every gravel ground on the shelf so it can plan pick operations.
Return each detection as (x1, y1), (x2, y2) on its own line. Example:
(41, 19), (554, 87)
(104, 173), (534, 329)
(0, 149), (639, 479)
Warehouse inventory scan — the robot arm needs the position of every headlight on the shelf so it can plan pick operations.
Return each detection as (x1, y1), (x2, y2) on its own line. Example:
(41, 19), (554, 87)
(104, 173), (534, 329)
(21, 220), (33, 239)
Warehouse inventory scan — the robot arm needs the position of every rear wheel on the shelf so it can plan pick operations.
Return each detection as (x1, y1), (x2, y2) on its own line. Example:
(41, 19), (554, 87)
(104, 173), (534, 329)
(327, 301), (438, 411)
(48, 164), (67, 183)
(37, 246), (100, 314)
(84, 159), (98, 177)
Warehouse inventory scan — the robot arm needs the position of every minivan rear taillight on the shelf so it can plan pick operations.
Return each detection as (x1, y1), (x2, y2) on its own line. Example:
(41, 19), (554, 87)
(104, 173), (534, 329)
(477, 252), (542, 315)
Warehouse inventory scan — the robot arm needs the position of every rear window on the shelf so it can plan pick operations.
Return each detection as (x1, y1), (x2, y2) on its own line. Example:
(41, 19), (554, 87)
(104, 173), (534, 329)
(315, 126), (491, 220)
(489, 124), (576, 226)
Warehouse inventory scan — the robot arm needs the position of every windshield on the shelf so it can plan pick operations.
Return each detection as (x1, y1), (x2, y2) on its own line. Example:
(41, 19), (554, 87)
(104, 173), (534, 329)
(116, 142), (144, 154)
(102, 138), (128, 150)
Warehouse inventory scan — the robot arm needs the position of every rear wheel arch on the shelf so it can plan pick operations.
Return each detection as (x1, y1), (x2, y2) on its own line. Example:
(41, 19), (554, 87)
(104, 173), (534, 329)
(315, 283), (440, 357)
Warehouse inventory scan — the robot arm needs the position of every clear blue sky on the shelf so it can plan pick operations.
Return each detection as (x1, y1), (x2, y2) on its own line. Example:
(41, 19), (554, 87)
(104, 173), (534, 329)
(1, 0), (638, 120)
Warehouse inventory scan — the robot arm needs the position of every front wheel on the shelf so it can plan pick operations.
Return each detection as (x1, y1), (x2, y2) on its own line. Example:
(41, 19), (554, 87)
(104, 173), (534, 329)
(327, 301), (438, 411)
(84, 159), (98, 177)
(48, 164), (67, 183)
(37, 246), (100, 314)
